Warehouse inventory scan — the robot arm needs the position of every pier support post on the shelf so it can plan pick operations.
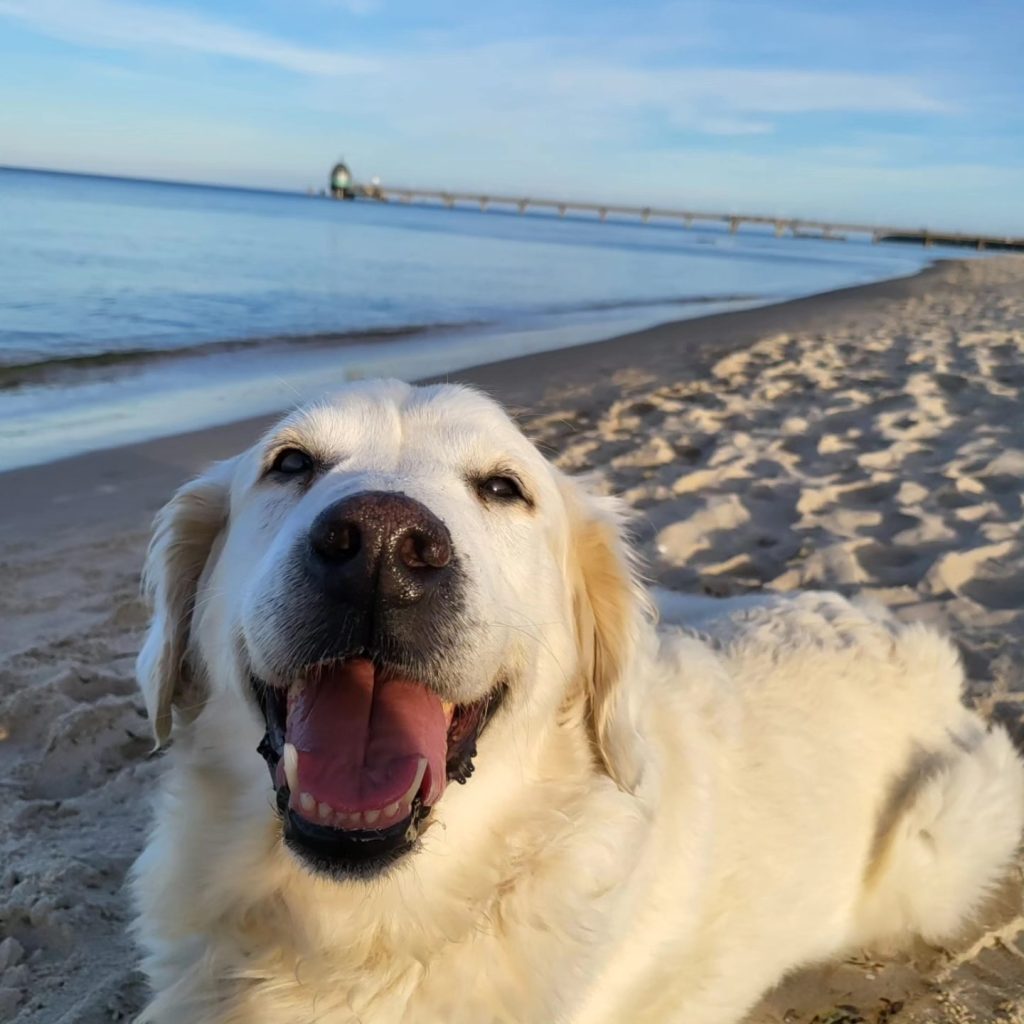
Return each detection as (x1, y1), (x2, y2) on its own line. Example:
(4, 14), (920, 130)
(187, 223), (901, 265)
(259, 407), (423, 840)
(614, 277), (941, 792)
(729, 217), (740, 234)
(558, 204), (567, 217)
(517, 199), (529, 213)
(479, 197), (489, 211)
(641, 207), (651, 223)
(599, 207), (608, 221)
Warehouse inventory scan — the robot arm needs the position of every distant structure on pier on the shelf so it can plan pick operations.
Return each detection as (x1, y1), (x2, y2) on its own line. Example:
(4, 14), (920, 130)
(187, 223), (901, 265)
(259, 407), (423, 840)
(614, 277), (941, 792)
(329, 160), (355, 200)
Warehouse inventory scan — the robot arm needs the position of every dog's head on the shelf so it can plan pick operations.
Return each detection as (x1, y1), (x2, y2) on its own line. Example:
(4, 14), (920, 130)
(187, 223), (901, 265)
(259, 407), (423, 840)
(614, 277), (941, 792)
(137, 381), (644, 879)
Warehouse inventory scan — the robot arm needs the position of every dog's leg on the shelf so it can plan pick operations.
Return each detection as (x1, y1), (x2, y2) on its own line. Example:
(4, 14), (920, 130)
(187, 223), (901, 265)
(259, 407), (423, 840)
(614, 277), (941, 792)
(851, 722), (1024, 948)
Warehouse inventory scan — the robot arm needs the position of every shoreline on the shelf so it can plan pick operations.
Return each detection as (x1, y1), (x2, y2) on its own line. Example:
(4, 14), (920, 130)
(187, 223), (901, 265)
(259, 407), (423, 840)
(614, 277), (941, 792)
(2, 163), (949, 473)
(0, 292), (770, 391)
(0, 280), (907, 475)
(1, 260), (949, 542)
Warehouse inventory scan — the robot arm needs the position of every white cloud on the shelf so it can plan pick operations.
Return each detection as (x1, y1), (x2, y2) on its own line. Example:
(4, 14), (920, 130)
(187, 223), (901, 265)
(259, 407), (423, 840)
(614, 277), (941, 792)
(547, 64), (953, 118)
(314, 0), (382, 13)
(0, 0), (377, 75)
(0, 0), (953, 123)
(694, 118), (775, 136)
(310, 42), (954, 162)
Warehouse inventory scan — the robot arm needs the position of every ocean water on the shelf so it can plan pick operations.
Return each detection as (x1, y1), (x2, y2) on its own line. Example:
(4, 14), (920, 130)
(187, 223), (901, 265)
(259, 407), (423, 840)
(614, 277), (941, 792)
(0, 167), (948, 470)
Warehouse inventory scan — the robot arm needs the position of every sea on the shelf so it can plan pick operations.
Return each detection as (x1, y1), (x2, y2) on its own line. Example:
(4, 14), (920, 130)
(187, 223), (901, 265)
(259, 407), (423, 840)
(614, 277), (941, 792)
(0, 166), (960, 471)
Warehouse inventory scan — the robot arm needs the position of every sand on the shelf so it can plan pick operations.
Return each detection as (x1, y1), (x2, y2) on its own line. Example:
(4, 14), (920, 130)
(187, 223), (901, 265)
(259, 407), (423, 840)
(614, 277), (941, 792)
(1, 256), (1022, 1023)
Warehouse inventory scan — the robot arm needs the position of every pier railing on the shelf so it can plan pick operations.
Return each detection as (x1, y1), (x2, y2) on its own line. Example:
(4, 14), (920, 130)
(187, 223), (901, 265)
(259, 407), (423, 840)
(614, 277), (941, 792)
(348, 184), (1024, 252)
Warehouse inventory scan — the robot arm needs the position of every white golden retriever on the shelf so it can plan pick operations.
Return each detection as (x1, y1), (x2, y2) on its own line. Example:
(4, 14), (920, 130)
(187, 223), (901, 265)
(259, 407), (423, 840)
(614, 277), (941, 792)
(133, 379), (1024, 1024)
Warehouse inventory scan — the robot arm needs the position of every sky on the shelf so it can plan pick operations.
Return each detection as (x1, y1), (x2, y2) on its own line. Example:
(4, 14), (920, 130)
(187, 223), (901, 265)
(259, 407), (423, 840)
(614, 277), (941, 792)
(1, 0), (1022, 233)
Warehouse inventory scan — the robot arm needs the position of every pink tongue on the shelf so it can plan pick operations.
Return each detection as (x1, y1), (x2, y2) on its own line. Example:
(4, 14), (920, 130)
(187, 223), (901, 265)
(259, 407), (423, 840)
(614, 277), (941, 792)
(285, 660), (448, 815)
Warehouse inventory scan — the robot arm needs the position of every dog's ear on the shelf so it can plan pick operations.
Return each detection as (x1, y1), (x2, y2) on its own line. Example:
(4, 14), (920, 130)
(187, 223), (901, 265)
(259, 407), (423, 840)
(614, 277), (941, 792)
(560, 474), (648, 791)
(136, 459), (235, 746)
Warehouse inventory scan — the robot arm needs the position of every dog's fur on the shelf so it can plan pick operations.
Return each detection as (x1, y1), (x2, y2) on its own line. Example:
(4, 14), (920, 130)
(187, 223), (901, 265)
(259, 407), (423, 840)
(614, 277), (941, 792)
(133, 380), (1024, 1024)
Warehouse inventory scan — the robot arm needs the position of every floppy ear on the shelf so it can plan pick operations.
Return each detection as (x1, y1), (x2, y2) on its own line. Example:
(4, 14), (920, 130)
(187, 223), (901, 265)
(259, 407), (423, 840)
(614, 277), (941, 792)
(560, 474), (649, 791)
(136, 459), (235, 746)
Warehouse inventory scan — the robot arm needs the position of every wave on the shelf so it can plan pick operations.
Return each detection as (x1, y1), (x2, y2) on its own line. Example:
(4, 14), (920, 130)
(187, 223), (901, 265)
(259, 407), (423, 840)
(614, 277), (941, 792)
(537, 292), (763, 315)
(0, 321), (482, 390)
(0, 292), (764, 390)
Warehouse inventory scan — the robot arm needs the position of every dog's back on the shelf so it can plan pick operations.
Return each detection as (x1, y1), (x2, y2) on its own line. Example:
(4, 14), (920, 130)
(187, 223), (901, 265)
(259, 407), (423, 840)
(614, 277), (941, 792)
(585, 591), (1024, 1024)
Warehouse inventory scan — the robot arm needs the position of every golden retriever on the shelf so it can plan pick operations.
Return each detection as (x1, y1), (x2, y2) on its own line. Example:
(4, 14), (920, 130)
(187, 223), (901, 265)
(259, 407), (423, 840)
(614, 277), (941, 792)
(133, 379), (1024, 1023)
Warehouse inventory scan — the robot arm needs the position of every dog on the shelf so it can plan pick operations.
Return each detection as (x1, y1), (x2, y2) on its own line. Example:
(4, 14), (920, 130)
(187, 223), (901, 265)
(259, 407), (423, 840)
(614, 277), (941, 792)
(132, 379), (1024, 1023)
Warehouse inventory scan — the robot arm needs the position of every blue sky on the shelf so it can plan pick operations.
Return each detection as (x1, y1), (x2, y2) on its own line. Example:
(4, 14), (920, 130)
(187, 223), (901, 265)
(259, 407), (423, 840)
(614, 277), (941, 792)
(1, 0), (1021, 233)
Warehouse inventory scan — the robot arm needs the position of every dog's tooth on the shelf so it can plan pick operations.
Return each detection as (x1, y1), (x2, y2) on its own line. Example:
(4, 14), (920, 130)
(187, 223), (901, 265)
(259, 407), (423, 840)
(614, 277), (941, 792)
(286, 680), (302, 714)
(300, 792), (316, 813)
(348, 811), (363, 826)
(318, 802), (331, 821)
(282, 743), (299, 793)
(401, 757), (429, 806)
(364, 809), (380, 825)
(384, 801), (400, 818)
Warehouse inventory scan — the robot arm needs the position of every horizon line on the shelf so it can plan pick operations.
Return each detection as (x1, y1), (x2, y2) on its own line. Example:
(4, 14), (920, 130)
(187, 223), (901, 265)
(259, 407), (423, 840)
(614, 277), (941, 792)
(4, 162), (1020, 242)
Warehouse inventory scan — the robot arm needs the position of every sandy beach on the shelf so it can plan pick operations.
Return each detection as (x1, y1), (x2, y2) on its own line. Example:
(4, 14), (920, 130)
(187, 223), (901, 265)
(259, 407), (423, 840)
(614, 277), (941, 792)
(1, 255), (1023, 1023)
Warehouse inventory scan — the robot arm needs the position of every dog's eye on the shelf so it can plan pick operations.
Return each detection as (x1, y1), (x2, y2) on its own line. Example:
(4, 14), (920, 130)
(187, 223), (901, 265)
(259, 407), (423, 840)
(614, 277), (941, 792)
(478, 475), (526, 503)
(269, 448), (314, 477)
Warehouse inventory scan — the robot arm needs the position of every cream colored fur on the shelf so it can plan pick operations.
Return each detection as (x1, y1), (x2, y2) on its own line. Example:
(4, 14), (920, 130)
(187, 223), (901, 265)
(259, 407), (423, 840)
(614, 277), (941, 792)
(133, 380), (1024, 1024)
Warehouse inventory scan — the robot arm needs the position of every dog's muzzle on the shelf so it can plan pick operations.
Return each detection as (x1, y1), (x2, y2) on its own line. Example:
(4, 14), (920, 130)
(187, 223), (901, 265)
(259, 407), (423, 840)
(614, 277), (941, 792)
(250, 491), (504, 879)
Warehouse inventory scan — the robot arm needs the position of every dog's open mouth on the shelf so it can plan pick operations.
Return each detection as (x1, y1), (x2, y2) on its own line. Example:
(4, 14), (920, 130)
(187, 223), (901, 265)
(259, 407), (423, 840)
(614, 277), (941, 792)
(253, 658), (502, 876)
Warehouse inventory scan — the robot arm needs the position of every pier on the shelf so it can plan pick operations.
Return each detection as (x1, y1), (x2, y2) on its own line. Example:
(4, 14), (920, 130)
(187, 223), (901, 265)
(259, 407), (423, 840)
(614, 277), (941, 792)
(349, 183), (1024, 252)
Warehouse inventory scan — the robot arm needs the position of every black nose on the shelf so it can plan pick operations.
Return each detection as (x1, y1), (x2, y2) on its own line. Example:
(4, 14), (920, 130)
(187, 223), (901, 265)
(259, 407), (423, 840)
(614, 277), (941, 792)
(307, 491), (453, 607)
